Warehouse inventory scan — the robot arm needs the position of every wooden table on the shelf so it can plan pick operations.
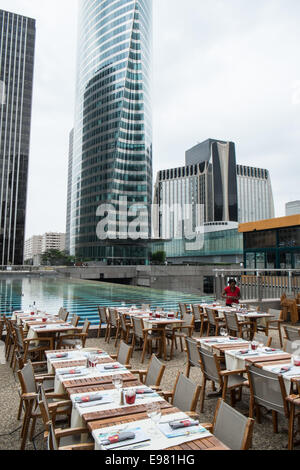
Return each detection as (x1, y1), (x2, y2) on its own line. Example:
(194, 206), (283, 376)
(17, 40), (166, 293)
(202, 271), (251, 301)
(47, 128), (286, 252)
(144, 318), (185, 360)
(87, 407), (229, 451)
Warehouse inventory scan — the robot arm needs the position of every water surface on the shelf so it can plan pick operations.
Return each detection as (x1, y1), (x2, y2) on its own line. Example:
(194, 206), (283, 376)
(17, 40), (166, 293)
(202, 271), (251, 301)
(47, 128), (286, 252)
(0, 276), (213, 325)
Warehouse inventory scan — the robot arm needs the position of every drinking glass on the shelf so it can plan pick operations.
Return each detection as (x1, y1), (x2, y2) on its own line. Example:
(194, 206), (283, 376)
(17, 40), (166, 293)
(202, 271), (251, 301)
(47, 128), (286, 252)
(146, 403), (161, 436)
(220, 328), (227, 338)
(112, 375), (123, 400)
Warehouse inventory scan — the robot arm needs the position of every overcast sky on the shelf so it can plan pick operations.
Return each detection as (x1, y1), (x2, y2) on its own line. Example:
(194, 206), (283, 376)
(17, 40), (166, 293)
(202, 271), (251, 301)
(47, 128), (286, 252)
(1, 0), (300, 238)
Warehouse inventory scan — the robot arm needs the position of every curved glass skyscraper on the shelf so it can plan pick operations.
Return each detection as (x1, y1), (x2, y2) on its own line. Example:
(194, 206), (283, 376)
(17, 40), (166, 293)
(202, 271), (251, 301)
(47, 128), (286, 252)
(69, 0), (152, 264)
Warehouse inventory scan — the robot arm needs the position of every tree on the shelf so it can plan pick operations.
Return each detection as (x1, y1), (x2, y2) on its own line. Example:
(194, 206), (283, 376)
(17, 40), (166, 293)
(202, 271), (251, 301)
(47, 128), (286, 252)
(41, 250), (74, 266)
(151, 251), (166, 264)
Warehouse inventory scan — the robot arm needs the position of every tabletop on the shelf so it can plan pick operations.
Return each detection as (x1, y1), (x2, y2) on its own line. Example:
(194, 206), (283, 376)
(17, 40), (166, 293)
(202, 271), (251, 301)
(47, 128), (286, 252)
(87, 407), (229, 451)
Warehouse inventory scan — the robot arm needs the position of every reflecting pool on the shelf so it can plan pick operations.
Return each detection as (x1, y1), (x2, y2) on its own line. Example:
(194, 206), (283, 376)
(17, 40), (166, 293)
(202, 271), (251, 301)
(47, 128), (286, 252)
(0, 276), (214, 325)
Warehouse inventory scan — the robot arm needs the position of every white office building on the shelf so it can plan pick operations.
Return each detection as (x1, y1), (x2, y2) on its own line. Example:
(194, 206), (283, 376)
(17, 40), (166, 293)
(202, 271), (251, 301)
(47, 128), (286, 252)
(286, 201), (300, 217)
(237, 165), (275, 223)
(24, 233), (66, 263)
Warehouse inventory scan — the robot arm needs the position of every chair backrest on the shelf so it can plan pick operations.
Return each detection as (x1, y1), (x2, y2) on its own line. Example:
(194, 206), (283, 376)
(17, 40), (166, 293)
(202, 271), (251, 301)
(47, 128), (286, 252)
(98, 307), (107, 324)
(247, 365), (288, 416)
(284, 339), (296, 354)
(145, 354), (165, 387)
(142, 304), (150, 311)
(117, 341), (133, 366)
(223, 312), (238, 332)
(71, 315), (80, 327)
(284, 325), (300, 342)
(199, 348), (220, 384)
(38, 383), (51, 427)
(253, 332), (272, 347)
(213, 399), (254, 450)
(185, 337), (201, 368)
(59, 309), (69, 322)
(179, 303), (187, 318)
(47, 421), (59, 451)
(119, 313), (127, 331)
(206, 307), (217, 326)
(109, 309), (118, 327)
(268, 309), (282, 320)
(191, 305), (201, 321)
(172, 372), (200, 412)
(181, 312), (194, 328)
(13, 324), (24, 350)
(18, 361), (37, 394)
(132, 317), (144, 340)
(82, 319), (90, 335)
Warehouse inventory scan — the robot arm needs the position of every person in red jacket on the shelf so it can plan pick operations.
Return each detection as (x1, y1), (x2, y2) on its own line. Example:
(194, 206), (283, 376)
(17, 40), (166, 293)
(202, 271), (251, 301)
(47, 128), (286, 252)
(222, 279), (241, 307)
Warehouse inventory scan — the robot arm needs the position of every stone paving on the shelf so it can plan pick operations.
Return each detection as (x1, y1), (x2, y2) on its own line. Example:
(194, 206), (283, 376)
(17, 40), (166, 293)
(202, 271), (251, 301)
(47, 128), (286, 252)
(0, 328), (298, 451)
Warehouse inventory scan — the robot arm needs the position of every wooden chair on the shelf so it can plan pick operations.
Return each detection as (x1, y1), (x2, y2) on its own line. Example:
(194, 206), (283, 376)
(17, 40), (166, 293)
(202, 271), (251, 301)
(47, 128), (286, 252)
(256, 309), (284, 348)
(161, 372), (201, 419)
(18, 362), (70, 450)
(132, 317), (164, 364)
(191, 304), (207, 336)
(58, 308), (69, 322)
(284, 325), (300, 342)
(106, 308), (120, 345)
(110, 341), (133, 368)
(205, 307), (226, 336)
(223, 311), (252, 340)
(4, 317), (16, 362)
(166, 312), (195, 360)
(184, 337), (201, 378)
(286, 380), (300, 450)
(199, 347), (248, 412)
(57, 319), (90, 349)
(131, 354), (166, 391)
(247, 364), (289, 435)
(252, 332), (272, 347)
(119, 312), (133, 344)
(204, 399), (254, 450)
(12, 323), (54, 368)
(97, 307), (107, 339)
(46, 420), (94, 451)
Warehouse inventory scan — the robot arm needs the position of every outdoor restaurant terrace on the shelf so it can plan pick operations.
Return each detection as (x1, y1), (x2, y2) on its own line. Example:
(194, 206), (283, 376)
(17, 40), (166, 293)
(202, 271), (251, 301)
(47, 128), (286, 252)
(1, 276), (300, 452)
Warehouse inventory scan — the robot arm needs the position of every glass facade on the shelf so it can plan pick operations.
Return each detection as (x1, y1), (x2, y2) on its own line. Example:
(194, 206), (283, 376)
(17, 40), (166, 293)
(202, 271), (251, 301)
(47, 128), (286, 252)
(0, 10), (35, 265)
(69, 0), (152, 264)
(152, 229), (243, 260)
(244, 225), (300, 269)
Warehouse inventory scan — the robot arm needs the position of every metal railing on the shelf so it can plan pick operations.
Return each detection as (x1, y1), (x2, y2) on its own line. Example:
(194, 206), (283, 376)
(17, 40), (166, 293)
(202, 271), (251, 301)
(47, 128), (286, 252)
(214, 269), (300, 301)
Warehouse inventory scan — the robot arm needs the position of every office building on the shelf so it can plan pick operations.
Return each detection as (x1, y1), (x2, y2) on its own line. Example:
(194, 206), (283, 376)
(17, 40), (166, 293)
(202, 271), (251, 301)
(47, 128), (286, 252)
(67, 0), (153, 265)
(286, 201), (300, 217)
(0, 10), (36, 265)
(24, 232), (66, 264)
(154, 139), (275, 240)
(65, 129), (74, 254)
(237, 165), (274, 223)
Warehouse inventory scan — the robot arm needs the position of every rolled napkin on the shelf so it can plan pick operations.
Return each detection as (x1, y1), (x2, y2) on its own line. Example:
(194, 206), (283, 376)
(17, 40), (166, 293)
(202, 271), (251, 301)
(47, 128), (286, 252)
(204, 340), (218, 343)
(169, 419), (199, 430)
(280, 366), (291, 373)
(265, 348), (277, 352)
(75, 393), (103, 404)
(49, 353), (69, 359)
(238, 350), (251, 355)
(101, 432), (135, 446)
(61, 368), (83, 376)
(104, 365), (122, 370)
(136, 388), (154, 395)
(35, 325), (47, 329)
(229, 337), (238, 341)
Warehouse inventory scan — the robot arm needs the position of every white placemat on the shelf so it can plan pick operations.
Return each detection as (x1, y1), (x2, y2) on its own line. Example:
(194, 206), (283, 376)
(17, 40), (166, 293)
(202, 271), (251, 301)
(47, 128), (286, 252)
(92, 412), (212, 451)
